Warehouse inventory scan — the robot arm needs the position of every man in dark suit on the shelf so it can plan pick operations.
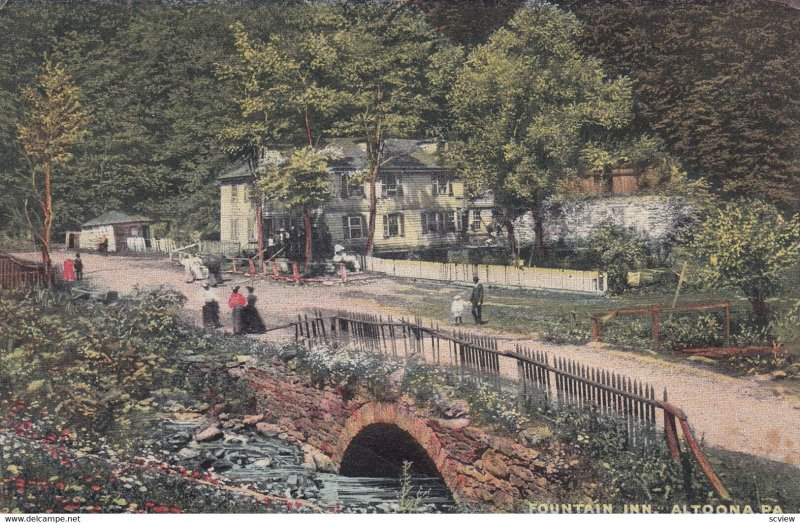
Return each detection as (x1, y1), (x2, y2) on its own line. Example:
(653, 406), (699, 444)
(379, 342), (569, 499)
(470, 275), (485, 324)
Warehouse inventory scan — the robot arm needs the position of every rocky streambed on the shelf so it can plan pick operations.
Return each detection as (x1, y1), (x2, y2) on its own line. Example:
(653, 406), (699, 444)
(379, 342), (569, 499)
(149, 415), (455, 513)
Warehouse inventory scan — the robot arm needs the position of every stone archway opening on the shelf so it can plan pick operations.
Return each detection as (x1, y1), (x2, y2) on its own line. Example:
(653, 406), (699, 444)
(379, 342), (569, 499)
(339, 423), (442, 479)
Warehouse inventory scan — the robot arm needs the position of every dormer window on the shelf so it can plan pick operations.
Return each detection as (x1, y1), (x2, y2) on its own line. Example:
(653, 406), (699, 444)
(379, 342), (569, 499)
(381, 172), (403, 197)
(432, 174), (452, 196)
(340, 172), (365, 198)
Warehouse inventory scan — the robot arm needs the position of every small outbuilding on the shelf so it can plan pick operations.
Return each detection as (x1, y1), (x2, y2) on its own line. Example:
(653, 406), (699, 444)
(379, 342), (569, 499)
(80, 211), (153, 252)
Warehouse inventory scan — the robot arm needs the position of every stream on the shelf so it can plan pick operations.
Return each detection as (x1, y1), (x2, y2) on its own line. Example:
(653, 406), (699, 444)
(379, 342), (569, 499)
(152, 418), (456, 513)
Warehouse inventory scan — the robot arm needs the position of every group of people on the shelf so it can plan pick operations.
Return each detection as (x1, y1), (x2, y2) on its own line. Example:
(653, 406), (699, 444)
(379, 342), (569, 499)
(450, 275), (486, 325)
(265, 226), (304, 261)
(200, 283), (266, 335)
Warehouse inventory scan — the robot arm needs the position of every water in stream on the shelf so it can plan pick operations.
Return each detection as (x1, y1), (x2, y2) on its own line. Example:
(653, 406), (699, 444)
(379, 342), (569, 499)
(155, 418), (456, 513)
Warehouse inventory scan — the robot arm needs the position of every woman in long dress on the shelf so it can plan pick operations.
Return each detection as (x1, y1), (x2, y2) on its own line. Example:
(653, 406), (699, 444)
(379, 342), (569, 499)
(242, 286), (267, 334)
(227, 286), (247, 335)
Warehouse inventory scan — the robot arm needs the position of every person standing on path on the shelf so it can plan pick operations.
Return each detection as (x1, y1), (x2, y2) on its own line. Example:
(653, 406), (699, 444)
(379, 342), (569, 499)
(74, 253), (83, 281)
(200, 282), (221, 331)
(450, 294), (465, 325)
(242, 286), (267, 334)
(227, 285), (247, 335)
(470, 275), (485, 324)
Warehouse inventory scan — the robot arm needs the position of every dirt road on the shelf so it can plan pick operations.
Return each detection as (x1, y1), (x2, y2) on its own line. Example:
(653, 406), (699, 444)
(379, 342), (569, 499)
(23, 251), (800, 467)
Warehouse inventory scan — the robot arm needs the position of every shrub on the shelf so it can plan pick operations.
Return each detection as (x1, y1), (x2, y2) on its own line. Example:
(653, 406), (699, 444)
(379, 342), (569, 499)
(659, 314), (723, 350)
(582, 222), (650, 294)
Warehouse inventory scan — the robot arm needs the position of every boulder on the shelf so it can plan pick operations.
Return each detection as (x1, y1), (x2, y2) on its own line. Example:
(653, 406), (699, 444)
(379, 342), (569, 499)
(255, 423), (280, 438)
(251, 457), (273, 468)
(520, 425), (553, 446)
(772, 370), (788, 380)
(176, 447), (200, 460)
(442, 399), (470, 419)
(243, 414), (265, 426)
(194, 425), (223, 442)
(481, 450), (510, 479)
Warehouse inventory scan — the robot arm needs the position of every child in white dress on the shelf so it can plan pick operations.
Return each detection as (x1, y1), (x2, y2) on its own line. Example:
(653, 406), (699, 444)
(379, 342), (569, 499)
(451, 295), (465, 325)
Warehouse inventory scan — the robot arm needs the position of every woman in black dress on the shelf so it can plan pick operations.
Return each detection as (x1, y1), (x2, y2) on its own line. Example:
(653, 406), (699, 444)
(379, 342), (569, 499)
(241, 286), (267, 334)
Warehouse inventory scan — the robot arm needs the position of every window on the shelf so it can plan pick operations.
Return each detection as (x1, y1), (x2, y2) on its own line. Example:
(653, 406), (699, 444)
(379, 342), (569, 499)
(470, 209), (482, 231)
(421, 211), (461, 234)
(340, 172), (365, 198)
(432, 174), (452, 196)
(230, 219), (239, 239)
(382, 213), (404, 238)
(230, 185), (238, 204)
(381, 172), (403, 197)
(342, 215), (364, 240)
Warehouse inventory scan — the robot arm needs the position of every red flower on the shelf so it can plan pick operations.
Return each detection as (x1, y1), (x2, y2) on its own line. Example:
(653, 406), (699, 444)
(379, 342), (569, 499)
(64, 504), (80, 511)
(145, 501), (155, 509)
(61, 428), (71, 436)
(153, 505), (170, 513)
(90, 484), (101, 491)
(170, 507), (182, 514)
(55, 481), (66, 490)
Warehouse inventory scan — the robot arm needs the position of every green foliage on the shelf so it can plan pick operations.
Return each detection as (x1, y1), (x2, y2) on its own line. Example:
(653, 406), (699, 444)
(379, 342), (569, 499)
(583, 222), (649, 294)
(448, 1), (633, 217)
(561, 0), (800, 209)
(0, 288), (190, 448)
(690, 200), (800, 325)
(279, 342), (402, 401)
(660, 314), (723, 351)
(256, 147), (334, 212)
(395, 460), (431, 514)
(551, 406), (718, 510)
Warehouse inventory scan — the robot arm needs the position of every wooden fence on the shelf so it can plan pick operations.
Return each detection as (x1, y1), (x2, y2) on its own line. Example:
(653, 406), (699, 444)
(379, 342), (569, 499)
(363, 255), (607, 294)
(291, 309), (731, 500)
(0, 251), (47, 290)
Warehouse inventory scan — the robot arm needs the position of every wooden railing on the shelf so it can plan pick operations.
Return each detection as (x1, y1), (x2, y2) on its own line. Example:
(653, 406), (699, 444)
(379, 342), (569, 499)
(0, 252), (47, 290)
(291, 309), (731, 501)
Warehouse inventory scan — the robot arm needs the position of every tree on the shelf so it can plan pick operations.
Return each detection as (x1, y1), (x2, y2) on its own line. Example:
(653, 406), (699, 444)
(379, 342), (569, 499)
(690, 199), (800, 326)
(559, 0), (800, 210)
(329, 3), (461, 255)
(17, 59), (88, 281)
(218, 12), (346, 263)
(448, 2), (632, 261)
(256, 147), (334, 263)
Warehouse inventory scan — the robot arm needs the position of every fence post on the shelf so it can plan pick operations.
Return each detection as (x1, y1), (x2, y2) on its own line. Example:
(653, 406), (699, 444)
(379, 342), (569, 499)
(723, 303), (731, 346)
(591, 316), (601, 342)
(340, 264), (347, 283)
(292, 263), (300, 284)
(651, 309), (660, 346)
(663, 390), (681, 462)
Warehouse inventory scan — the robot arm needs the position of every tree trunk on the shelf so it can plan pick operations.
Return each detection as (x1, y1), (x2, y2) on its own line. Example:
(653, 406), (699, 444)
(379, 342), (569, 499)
(42, 161), (53, 287)
(365, 160), (380, 256)
(532, 208), (547, 262)
(504, 217), (519, 262)
(748, 295), (771, 327)
(257, 203), (264, 273)
(304, 208), (312, 266)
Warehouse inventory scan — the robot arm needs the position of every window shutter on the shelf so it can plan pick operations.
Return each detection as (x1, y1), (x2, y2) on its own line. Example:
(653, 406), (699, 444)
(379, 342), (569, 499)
(421, 213), (428, 234)
(399, 214), (405, 237)
(341, 175), (348, 198)
(397, 175), (404, 196)
(382, 214), (389, 238)
(342, 215), (350, 240)
(455, 211), (462, 232)
(448, 181), (454, 196)
(431, 175), (438, 195)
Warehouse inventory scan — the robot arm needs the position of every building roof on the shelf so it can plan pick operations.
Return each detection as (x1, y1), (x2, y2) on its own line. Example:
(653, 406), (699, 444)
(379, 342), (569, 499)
(82, 211), (152, 228)
(216, 139), (447, 181)
(327, 138), (445, 171)
(217, 162), (255, 182)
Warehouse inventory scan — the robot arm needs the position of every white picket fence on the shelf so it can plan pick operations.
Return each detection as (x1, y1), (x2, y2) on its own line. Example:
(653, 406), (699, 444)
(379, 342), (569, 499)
(125, 237), (177, 253)
(363, 256), (607, 294)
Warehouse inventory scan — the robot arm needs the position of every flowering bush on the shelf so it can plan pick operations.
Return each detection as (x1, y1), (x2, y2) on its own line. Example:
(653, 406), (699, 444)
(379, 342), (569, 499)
(281, 343), (402, 400)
